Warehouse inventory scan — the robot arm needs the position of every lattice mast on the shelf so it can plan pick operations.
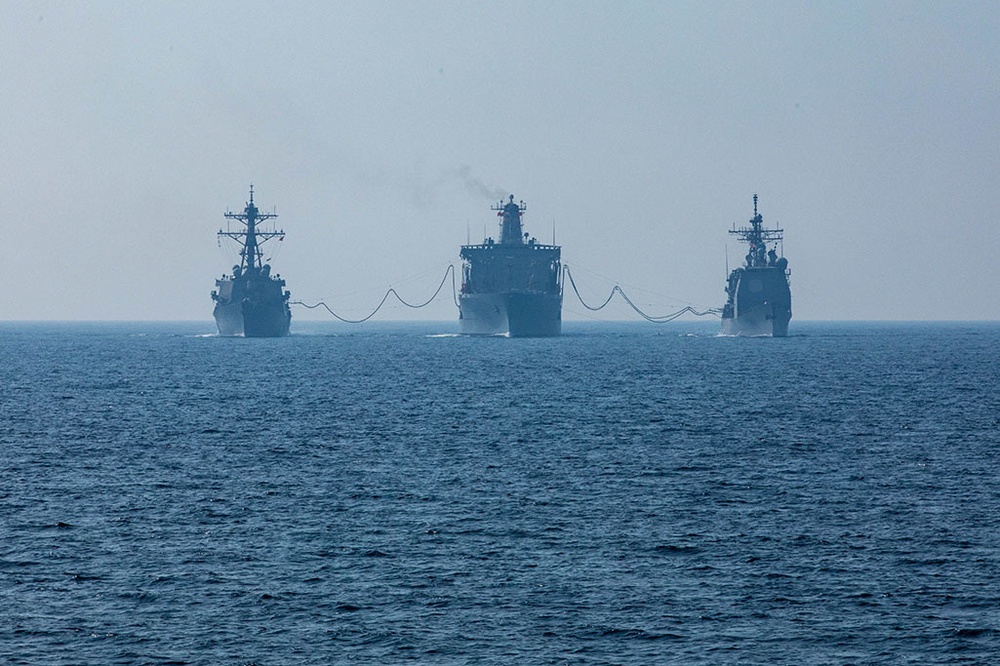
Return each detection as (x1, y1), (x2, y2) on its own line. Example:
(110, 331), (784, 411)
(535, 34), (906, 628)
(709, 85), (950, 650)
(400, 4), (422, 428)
(218, 185), (284, 272)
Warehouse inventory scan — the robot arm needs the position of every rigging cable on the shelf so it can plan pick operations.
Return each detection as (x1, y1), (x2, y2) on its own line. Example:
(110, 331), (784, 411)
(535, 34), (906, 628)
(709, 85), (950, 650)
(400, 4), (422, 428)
(290, 264), (459, 324)
(563, 265), (722, 323)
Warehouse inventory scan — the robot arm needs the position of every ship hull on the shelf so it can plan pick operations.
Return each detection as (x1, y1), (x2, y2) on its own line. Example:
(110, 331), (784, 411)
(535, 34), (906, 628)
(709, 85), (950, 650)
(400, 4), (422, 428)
(721, 267), (791, 337)
(213, 301), (245, 336)
(459, 292), (562, 337)
(213, 300), (291, 337)
(721, 308), (790, 337)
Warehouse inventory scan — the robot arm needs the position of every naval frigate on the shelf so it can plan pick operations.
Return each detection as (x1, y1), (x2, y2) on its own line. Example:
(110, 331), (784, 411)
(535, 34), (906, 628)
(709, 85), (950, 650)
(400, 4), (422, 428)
(211, 186), (292, 337)
(459, 195), (562, 336)
(721, 195), (792, 337)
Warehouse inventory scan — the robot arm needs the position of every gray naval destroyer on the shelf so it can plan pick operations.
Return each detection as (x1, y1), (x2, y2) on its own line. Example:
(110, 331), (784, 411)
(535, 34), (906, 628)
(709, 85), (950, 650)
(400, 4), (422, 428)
(211, 186), (292, 337)
(459, 195), (562, 336)
(721, 195), (792, 337)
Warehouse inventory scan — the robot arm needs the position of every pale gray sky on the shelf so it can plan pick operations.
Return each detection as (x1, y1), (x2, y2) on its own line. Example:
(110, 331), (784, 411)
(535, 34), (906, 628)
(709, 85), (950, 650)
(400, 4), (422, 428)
(2, 1), (998, 321)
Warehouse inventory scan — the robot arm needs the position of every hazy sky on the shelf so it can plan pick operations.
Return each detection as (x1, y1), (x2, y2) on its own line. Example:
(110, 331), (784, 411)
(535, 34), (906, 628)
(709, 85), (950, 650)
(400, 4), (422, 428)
(2, 1), (998, 322)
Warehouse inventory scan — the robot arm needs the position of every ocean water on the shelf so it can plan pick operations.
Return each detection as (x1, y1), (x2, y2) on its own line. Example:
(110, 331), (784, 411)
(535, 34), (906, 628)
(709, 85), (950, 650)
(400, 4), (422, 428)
(1, 320), (998, 665)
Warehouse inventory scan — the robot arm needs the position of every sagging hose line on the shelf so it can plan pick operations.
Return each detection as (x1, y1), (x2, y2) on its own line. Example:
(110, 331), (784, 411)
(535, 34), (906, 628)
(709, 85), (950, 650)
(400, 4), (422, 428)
(291, 264), (458, 324)
(563, 265), (721, 323)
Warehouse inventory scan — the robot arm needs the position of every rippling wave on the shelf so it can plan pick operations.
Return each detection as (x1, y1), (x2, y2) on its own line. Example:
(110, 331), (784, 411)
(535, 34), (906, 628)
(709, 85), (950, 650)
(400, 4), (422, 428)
(1, 321), (998, 663)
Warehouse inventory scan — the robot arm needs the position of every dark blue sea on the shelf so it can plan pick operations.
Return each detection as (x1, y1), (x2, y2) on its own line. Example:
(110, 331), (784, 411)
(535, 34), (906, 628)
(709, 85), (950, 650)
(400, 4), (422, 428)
(2, 320), (999, 664)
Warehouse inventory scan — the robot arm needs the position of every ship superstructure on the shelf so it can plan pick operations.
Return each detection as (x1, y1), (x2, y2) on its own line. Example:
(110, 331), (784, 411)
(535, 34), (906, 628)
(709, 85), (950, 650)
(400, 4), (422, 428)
(211, 186), (292, 337)
(721, 194), (791, 337)
(459, 194), (562, 336)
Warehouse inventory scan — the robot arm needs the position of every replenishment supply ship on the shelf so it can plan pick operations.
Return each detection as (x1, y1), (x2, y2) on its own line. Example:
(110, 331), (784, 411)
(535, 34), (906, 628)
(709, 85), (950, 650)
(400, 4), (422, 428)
(721, 194), (791, 337)
(459, 194), (562, 336)
(211, 186), (292, 337)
